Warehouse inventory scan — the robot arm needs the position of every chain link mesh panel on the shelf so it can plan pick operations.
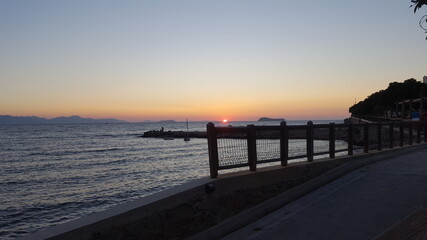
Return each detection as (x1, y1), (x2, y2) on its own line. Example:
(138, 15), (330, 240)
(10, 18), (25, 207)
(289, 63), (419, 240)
(336, 125), (349, 152)
(217, 138), (247, 168)
(256, 139), (280, 162)
(255, 129), (280, 163)
(313, 127), (330, 155)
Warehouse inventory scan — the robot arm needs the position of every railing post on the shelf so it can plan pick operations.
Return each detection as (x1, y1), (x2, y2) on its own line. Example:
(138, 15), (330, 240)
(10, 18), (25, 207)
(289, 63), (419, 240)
(424, 122), (427, 143)
(247, 125), (257, 171)
(348, 123), (353, 155)
(307, 121), (314, 162)
(399, 122), (404, 147)
(377, 122), (382, 151)
(417, 121), (421, 144)
(280, 121), (288, 166)
(389, 122), (394, 149)
(329, 123), (335, 158)
(363, 123), (369, 153)
(409, 121), (413, 145)
(207, 122), (219, 178)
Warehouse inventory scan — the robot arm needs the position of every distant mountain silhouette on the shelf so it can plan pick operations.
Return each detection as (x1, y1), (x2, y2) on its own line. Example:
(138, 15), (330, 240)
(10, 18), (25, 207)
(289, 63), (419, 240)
(157, 120), (177, 123)
(0, 115), (126, 125)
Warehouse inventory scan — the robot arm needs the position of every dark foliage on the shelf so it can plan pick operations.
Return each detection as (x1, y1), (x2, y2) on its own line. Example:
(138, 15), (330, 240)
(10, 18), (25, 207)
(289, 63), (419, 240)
(411, 0), (427, 39)
(349, 79), (427, 116)
(411, 0), (427, 13)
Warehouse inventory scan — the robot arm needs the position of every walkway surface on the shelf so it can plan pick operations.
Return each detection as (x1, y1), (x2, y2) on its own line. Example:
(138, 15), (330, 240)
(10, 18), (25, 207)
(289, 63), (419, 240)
(222, 147), (427, 240)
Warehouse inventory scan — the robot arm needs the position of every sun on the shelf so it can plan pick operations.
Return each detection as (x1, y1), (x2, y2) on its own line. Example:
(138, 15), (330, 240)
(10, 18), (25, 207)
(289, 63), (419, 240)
(222, 119), (228, 123)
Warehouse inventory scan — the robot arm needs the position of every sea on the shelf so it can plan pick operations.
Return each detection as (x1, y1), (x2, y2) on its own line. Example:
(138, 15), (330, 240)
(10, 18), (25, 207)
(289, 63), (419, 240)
(0, 120), (343, 240)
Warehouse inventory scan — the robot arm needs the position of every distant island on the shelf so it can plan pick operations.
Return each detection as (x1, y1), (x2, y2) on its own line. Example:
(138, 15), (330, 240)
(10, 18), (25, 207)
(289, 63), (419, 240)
(157, 120), (177, 123)
(257, 117), (286, 122)
(0, 115), (127, 125)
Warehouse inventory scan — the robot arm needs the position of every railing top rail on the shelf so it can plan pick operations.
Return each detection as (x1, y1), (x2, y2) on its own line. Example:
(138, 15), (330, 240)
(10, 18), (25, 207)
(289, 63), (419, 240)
(211, 121), (421, 131)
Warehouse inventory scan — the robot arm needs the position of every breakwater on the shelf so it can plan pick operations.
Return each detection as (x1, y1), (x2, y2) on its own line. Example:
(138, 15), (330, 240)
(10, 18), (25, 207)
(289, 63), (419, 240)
(141, 128), (345, 140)
(142, 130), (207, 138)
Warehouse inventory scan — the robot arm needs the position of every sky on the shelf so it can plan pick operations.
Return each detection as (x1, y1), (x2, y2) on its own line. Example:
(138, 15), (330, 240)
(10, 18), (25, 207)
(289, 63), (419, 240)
(0, 0), (426, 122)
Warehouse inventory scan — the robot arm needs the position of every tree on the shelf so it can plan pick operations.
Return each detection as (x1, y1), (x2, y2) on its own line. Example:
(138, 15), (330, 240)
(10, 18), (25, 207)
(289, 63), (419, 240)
(349, 79), (427, 117)
(411, 0), (427, 13)
(411, 0), (427, 39)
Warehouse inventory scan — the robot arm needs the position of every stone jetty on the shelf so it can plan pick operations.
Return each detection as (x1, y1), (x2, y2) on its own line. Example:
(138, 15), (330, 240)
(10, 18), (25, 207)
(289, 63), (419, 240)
(141, 130), (207, 138)
(141, 128), (348, 141)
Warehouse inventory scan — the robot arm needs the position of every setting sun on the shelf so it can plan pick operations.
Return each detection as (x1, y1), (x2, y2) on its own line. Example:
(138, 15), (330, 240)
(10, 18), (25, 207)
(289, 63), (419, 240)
(222, 119), (228, 123)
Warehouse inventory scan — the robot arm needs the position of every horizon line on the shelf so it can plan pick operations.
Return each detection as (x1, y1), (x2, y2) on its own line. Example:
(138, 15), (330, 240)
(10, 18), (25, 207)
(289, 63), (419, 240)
(0, 114), (349, 123)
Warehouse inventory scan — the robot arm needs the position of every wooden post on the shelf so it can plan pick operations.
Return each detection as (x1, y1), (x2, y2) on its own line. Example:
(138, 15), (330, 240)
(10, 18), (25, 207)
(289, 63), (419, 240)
(364, 123), (369, 153)
(417, 121), (421, 144)
(348, 123), (353, 155)
(329, 123), (335, 158)
(399, 122), (404, 147)
(247, 125), (257, 171)
(207, 122), (219, 178)
(389, 122), (394, 149)
(377, 122), (382, 151)
(395, 103), (398, 117)
(424, 122), (427, 143)
(307, 121), (314, 162)
(280, 121), (289, 166)
(402, 102), (405, 119)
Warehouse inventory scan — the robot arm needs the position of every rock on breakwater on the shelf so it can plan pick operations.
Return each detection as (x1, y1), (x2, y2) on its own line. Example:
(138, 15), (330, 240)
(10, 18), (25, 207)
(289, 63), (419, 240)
(141, 130), (207, 138)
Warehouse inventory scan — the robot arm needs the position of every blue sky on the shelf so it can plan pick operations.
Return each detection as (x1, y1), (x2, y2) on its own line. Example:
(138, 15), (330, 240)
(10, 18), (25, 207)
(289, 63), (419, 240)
(0, 1), (426, 121)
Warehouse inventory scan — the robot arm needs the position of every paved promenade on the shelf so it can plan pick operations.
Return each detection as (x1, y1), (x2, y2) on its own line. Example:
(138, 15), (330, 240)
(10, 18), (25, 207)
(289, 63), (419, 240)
(222, 147), (427, 240)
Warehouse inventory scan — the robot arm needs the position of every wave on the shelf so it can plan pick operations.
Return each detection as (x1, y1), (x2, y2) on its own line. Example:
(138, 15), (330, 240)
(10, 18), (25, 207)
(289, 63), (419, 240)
(87, 147), (122, 153)
(26, 147), (123, 157)
(0, 122), (213, 240)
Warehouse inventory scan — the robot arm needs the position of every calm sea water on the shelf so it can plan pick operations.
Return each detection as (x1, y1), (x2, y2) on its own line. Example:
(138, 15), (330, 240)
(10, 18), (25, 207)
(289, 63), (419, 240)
(0, 120), (342, 240)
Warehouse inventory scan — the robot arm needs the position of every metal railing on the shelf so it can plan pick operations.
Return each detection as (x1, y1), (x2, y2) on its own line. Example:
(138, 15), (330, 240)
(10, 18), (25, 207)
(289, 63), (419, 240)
(207, 121), (427, 178)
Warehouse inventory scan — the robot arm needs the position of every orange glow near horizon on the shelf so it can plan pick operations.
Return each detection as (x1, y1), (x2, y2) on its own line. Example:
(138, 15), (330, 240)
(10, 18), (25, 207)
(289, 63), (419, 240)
(0, 95), (353, 122)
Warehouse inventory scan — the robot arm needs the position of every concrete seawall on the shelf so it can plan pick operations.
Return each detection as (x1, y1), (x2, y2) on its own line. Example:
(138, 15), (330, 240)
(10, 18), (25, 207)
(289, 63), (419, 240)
(20, 143), (427, 240)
